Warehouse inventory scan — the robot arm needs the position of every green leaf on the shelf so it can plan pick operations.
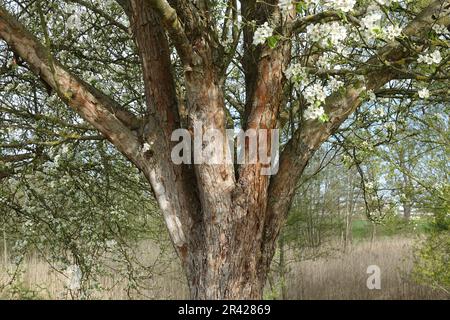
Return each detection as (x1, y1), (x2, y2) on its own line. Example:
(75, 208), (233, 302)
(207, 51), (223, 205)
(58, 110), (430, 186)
(390, 2), (400, 10)
(267, 35), (279, 49)
(319, 113), (329, 123)
(337, 11), (348, 23)
(296, 1), (307, 13)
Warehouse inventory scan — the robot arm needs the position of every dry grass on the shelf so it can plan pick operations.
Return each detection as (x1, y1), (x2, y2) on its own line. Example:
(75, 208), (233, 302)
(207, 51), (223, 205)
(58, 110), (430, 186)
(0, 243), (189, 300)
(286, 237), (448, 300)
(0, 237), (447, 300)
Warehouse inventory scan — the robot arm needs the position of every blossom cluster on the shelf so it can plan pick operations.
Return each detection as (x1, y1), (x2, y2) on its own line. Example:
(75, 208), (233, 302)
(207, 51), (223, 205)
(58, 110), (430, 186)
(253, 22), (274, 46)
(307, 22), (348, 47)
(285, 64), (346, 121)
(323, 0), (356, 13)
(418, 50), (442, 65)
(284, 64), (309, 83)
(432, 23), (450, 36)
(384, 25), (402, 41)
(418, 88), (430, 99)
(360, 6), (403, 42)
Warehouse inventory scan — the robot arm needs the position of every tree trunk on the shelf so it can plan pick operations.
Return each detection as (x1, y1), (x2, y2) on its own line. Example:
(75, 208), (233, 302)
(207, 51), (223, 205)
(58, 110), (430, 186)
(344, 173), (356, 252)
(278, 235), (288, 300)
(403, 202), (412, 221)
(186, 232), (267, 299)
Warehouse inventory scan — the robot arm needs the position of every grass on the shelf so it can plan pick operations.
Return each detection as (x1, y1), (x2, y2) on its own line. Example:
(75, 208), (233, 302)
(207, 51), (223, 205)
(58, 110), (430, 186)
(0, 236), (447, 300)
(285, 237), (447, 300)
(0, 242), (189, 300)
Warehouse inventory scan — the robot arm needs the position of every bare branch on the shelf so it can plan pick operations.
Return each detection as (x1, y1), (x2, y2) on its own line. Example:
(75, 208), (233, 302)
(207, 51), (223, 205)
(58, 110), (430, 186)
(66, 0), (129, 32)
(146, 0), (194, 65)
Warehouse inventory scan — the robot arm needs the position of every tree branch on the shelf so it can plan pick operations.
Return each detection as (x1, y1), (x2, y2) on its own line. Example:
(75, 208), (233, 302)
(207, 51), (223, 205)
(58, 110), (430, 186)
(290, 9), (364, 34)
(146, 0), (194, 65)
(66, 0), (129, 32)
(0, 5), (143, 166)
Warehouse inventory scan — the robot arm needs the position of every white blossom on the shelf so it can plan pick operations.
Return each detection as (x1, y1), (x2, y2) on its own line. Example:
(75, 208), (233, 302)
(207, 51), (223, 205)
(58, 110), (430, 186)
(142, 142), (152, 153)
(418, 88), (430, 99)
(417, 54), (432, 65)
(328, 77), (344, 92)
(384, 25), (402, 41)
(430, 51), (442, 64)
(253, 22), (273, 46)
(432, 23), (450, 35)
(361, 12), (383, 39)
(304, 106), (325, 121)
(306, 24), (322, 43)
(303, 82), (328, 105)
(418, 50), (442, 65)
(323, 0), (356, 13)
(284, 63), (309, 83)
(316, 54), (333, 69)
(307, 22), (348, 47)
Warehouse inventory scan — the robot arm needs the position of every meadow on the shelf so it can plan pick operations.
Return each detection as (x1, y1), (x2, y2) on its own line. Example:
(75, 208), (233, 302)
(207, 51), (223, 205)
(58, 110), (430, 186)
(0, 235), (446, 300)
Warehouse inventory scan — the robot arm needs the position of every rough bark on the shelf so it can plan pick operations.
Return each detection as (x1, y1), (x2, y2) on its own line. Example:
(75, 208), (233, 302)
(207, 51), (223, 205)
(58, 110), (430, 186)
(127, 0), (200, 260)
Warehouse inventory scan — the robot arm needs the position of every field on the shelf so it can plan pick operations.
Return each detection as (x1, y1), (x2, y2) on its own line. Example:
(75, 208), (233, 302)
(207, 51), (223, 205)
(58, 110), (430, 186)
(0, 236), (447, 300)
(285, 237), (446, 300)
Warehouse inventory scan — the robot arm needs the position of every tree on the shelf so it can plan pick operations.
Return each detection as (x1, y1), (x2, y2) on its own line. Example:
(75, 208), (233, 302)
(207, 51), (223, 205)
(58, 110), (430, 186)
(1, 0), (449, 299)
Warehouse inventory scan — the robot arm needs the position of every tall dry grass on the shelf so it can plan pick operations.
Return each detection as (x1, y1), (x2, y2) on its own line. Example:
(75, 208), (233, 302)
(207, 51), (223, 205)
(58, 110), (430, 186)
(0, 242), (189, 300)
(285, 237), (447, 300)
(0, 237), (447, 299)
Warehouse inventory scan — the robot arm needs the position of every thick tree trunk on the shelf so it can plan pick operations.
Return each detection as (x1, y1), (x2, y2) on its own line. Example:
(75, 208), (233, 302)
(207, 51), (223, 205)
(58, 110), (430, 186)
(181, 73), (273, 299)
(186, 226), (267, 299)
